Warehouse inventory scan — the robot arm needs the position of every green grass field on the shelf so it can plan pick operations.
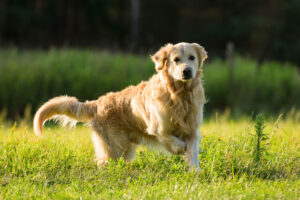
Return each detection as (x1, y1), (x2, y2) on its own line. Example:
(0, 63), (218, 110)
(0, 113), (299, 199)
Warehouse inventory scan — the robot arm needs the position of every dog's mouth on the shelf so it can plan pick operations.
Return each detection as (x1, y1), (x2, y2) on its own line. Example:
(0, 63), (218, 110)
(182, 75), (193, 80)
(174, 74), (193, 82)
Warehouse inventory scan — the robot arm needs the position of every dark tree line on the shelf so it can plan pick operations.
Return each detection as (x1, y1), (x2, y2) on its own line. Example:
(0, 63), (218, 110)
(0, 0), (299, 64)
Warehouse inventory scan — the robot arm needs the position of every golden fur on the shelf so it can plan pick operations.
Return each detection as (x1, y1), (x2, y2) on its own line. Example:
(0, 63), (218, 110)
(33, 42), (208, 170)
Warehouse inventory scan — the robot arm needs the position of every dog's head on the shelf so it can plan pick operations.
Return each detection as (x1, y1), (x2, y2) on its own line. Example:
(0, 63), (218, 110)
(151, 42), (207, 81)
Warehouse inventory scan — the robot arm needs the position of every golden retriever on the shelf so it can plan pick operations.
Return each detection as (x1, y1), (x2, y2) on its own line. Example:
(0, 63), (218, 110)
(33, 42), (207, 170)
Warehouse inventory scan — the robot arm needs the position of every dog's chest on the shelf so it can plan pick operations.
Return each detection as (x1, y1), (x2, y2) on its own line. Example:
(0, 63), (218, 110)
(152, 94), (203, 136)
(169, 100), (201, 134)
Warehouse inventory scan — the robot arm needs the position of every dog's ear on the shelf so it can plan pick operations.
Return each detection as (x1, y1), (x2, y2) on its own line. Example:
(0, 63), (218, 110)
(151, 43), (173, 71)
(192, 43), (208, 67)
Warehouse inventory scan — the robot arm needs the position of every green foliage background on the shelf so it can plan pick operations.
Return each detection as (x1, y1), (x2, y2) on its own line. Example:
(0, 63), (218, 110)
(0, 48), (300, 118)
(1, 0), (300, 64)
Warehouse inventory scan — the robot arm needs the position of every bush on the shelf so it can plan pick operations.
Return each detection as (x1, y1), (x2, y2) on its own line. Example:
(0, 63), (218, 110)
(204, 57), (300, 114)
(0, 48), (299, 118)
(0, 48), (154, 118)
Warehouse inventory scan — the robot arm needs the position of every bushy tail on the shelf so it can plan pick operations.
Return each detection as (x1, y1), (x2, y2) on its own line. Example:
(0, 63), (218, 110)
(33, 96), (97, 136)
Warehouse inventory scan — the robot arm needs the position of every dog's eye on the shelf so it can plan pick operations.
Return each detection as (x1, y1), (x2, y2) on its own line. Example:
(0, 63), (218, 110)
(189, 55), (195, 61)
(173, 57), (180, 63)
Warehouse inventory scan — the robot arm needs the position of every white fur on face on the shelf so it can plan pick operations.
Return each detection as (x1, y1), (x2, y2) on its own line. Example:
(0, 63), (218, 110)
(167, 43), (200, 81)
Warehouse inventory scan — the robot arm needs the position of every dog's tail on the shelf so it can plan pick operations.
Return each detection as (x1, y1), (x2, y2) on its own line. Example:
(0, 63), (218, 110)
(33, 96), (97, 136)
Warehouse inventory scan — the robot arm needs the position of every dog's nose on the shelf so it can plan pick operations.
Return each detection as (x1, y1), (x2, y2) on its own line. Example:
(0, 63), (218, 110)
(183, 67), (192, 79)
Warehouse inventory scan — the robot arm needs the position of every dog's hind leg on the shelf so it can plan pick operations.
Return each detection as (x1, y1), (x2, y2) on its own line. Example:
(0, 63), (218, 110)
(122, 143), (137, 162)
(91, 127), (137, 167)
(91, 131), (111, 166)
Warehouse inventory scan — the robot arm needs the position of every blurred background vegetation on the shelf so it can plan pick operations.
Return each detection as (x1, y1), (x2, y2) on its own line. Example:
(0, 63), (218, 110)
(1, 0), (300, 64)
(0, 0), (300, 119)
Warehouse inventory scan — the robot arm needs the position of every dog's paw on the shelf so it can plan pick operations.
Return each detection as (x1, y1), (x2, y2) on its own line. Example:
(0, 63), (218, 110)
(189, 165), (201, 173)
(94, 159), (109, 169)
(170, 136), (187, 155)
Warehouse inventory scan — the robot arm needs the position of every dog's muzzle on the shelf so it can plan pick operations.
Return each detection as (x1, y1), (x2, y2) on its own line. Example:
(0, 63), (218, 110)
(182, 66), (193, 80)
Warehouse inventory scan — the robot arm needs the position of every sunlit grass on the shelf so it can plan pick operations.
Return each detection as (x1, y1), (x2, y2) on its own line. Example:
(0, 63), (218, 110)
(0, 113), (299, 199)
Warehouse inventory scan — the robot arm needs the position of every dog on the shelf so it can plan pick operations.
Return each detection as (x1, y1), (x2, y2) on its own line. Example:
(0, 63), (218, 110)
(33, 42), (207, 170)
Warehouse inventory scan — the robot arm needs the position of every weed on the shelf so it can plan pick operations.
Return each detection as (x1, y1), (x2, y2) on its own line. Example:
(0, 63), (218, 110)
(253, 114), (270, 167)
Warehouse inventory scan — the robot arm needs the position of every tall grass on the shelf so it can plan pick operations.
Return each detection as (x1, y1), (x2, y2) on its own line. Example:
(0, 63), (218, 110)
(0, 48), (300, 118)
(0, 114), (299, 199)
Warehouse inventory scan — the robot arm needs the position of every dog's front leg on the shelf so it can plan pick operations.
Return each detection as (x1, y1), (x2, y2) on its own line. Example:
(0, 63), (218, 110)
(157, 135), (186, 155)
(185, 130), (201, 171)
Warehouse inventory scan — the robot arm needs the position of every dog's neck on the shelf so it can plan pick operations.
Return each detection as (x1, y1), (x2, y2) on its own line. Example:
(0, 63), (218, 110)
(156, 69), (203, 134)
(159, 69), (202, 98)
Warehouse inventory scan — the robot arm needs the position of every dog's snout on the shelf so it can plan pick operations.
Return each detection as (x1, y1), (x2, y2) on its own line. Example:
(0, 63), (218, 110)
(183, 67), (192, 79)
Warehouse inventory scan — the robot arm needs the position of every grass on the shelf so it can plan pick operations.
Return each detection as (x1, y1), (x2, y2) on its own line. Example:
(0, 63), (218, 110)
(0, 113), (299, 199)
